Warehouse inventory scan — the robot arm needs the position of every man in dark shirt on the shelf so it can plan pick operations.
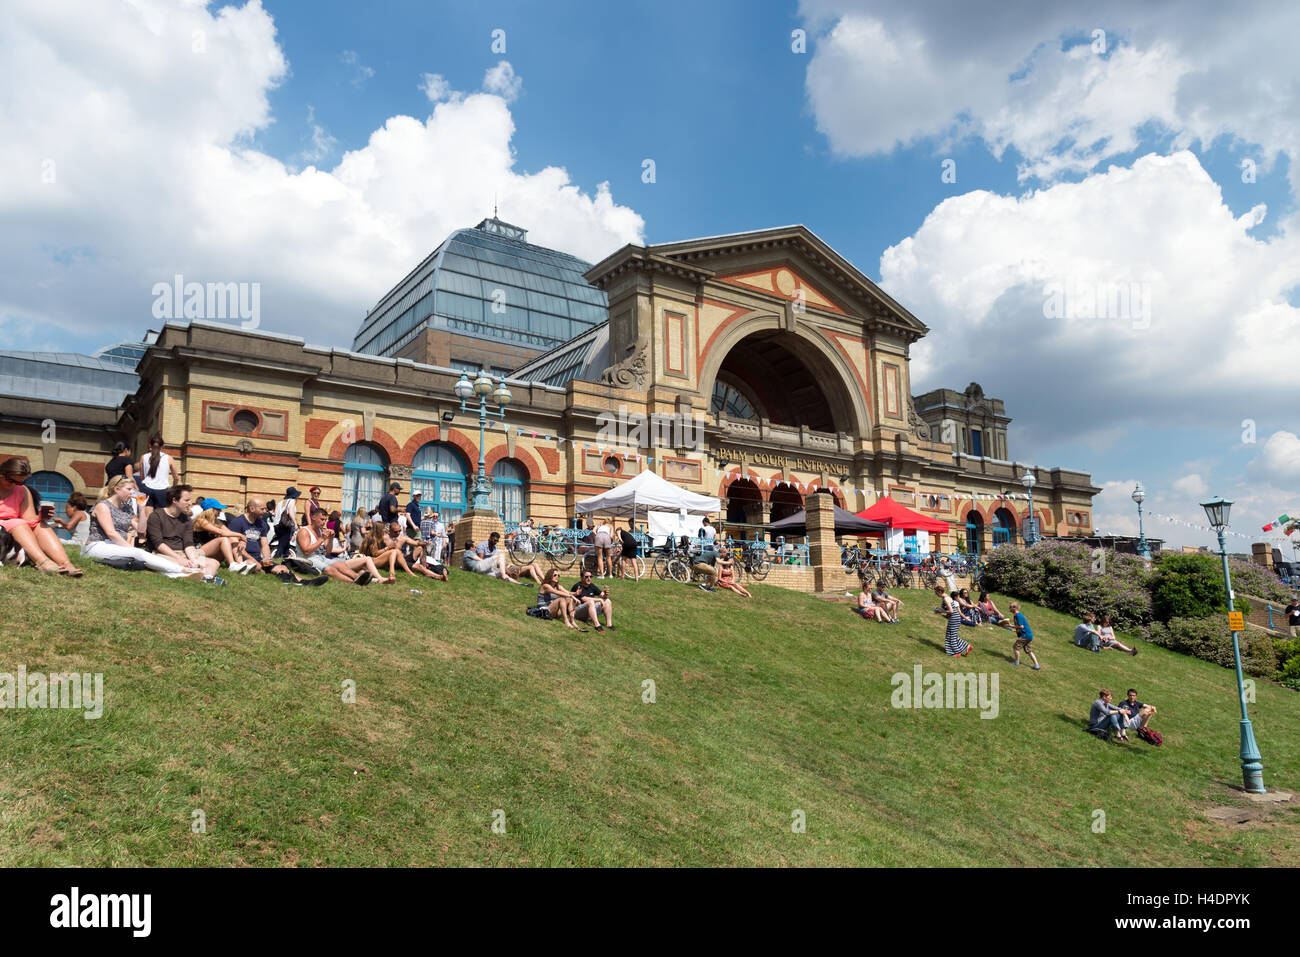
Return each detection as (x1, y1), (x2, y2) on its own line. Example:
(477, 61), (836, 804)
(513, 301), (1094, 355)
(226, 497), (271, 563)
(378, 483), (401, 524)
(617, 519), (640, 579)
(1120, 688), (1155, 730)
(571, 569), (614, 631)
(405, 491), (424, 531)
(146, 484), (219, 579)
(1287, 597), (1300, 638)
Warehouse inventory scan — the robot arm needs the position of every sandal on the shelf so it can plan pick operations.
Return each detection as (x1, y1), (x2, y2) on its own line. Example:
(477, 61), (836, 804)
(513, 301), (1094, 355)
(36, 559), (61, 574)
(58, 564), (84, 577)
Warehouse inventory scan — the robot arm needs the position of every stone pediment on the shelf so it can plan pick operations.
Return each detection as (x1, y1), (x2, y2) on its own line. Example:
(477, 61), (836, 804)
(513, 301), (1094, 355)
(714, 264), (848, 316)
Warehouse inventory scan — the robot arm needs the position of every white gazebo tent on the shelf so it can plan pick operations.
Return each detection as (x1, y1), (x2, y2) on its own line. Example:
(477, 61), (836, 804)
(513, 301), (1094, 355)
(575, 469), (720, 547)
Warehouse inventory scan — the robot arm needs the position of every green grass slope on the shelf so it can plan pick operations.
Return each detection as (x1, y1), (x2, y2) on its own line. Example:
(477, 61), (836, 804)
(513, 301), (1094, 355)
(1, 562), (1296, 866)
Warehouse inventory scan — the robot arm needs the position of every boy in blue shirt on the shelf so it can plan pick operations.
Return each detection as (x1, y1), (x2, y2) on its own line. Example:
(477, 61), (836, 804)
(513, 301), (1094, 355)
(1002, 601), (1041, 670)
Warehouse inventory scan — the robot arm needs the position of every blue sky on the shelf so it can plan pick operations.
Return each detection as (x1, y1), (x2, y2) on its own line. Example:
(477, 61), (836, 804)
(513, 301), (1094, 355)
(2, 0), (1298, 551)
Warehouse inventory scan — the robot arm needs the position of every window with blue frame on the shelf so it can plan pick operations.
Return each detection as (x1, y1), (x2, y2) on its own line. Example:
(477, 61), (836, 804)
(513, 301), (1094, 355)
(491, 459), (526, 526)
(965, 511), (982, 554)
(992, 507), (1016, 546)
(30, 471), (73, 537)
(970, 429), (983, 457)
(342, 444), (387, 515)
(412, 443), (468, 526)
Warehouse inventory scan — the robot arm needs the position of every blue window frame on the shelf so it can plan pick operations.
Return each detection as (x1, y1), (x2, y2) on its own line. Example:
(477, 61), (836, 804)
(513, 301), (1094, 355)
(342, 444), (387, 516)
(993, 507), (1016, 546)
(491, 459), (525, 526)
(29, 471), (73, 538)
(965, 511), (982, 554)
(412, 443), (468, 526)
(970, 429), (983, 457)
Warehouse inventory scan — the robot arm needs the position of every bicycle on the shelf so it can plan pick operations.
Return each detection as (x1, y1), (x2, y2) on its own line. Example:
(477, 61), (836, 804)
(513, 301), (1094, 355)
(511, 525), (578, 569)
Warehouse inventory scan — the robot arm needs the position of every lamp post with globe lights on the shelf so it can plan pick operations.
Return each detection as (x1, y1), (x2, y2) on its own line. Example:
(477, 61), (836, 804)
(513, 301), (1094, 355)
(1132, 483), (1151, 559)
(454, 370), (511, 513)
(1201, 495), (1266, 794)
(1020, 469), (1038, 546)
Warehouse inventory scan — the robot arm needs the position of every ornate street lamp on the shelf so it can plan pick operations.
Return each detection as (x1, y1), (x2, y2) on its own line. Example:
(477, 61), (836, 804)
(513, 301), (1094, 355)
(455, 370), (511, 512)
(1201, 496), (1266, 794)
(1131, 483), (1151, 558)
(1020, 469), (1038, 545)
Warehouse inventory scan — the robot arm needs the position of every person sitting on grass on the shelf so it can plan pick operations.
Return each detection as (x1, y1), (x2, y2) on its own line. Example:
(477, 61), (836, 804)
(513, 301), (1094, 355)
(1120, 687), (1156, 731)
(715, 550), (752, 598)
(146, 485), (221, 582)
(857, 586), (892, 623)
(1001, 601), (1040, 669)
(81, 475), (201, 579)
(536, 568), (578, 629)
(507, 555), (547, 585)
(193, 503), (256, 573)
(1089, 688), (1130, 742)
(361, 523), (417, 580)
(1097, 613), (1139, 656)
(386, 521), (448, 581)
(462, 531), (519, 583)
(296, 506), (388, 585)
(975, 590), (1004, 625)
(0, 457), (85, 575)
(1073, 612), (1102, 652)
(872, 581), (902, 619)
(691, 538), (719, 592)
(51, 492), (91, 550)
(954, 588), (982, 627)
(571, 569), (614, 632)
(226, 498), (324, 584)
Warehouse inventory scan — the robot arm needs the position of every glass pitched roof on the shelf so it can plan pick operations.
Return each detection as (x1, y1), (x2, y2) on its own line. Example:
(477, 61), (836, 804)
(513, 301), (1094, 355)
(351, 218), (609, 358)
(0, 350), (141, 408)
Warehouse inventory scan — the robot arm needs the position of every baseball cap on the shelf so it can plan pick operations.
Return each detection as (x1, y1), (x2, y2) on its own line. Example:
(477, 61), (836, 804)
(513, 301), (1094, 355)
(199, 497), (225, 511)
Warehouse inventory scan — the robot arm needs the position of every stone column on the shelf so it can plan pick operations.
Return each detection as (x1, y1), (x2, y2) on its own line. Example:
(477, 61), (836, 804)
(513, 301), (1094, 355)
(807, 491), (839, 592)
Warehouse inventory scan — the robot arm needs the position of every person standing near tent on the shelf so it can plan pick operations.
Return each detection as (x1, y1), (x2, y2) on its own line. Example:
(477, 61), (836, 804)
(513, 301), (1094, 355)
(933, 584), (972, 656)
(617, 517), (642, 579)
(592, 515), (614, 578)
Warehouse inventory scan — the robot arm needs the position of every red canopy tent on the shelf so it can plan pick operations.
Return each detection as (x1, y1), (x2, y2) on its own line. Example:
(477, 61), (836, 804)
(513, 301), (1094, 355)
(854, 497), (949, 533)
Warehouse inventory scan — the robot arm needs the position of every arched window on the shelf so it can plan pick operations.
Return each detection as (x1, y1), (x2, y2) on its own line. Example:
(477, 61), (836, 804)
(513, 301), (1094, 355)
(965, 510), (983, 554)
(993, 507), (1017, 547)
(29, 471), (73, 538)
(711, 380), (759, 420)
(491, 459), (526, 528)
(412, 442), (468, 526)
(342, 443), (387, 515)
(769, 482), (803, 523)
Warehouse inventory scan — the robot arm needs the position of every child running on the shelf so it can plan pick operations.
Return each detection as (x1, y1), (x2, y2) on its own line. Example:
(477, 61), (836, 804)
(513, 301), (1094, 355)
(1002, 601), (1040, 669)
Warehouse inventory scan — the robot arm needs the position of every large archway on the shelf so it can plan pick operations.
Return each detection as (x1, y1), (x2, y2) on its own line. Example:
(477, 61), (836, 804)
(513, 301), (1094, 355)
(701, 322), (870, 436)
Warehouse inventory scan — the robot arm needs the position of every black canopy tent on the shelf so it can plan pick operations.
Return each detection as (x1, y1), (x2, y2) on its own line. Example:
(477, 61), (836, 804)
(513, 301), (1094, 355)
(767, 506), (887, 537)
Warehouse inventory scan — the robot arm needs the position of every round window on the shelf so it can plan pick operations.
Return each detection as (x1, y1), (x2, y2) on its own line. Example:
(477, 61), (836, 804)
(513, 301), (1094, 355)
(232, 410), (260, 434)
(603, 455), (620, 475)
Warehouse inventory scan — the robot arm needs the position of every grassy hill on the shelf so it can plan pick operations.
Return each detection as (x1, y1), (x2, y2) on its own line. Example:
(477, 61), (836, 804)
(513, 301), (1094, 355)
(2, 561), (1297, 866)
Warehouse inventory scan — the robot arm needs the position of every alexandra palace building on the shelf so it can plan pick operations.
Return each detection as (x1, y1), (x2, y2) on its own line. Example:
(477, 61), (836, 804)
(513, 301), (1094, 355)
(1, 217), (1099, 562)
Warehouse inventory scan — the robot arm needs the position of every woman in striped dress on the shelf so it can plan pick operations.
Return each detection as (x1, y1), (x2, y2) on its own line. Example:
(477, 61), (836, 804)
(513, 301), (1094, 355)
(934, 585), (972, 656)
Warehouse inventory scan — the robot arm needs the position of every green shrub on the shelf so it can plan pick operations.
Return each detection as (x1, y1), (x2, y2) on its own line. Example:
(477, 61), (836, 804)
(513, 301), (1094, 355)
(1275, 638), (1300, 691)
(1226, 559), (1293, 604)
(1149, 554), (1228, 621)
(982, 540), (1152, 627)
(1146, 618), (1281, 677)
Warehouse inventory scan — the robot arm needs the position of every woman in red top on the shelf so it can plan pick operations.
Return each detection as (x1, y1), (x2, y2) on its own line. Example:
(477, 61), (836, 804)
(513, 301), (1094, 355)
(0, 457), (83, 575)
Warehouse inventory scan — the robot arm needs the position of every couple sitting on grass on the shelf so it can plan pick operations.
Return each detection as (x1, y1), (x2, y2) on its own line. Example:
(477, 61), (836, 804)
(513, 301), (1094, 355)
(856, 580), (901, 623)
(1088, 688), (1159, 744)
(529, 568), (616, 632)
(1072, 612), (1138, 656)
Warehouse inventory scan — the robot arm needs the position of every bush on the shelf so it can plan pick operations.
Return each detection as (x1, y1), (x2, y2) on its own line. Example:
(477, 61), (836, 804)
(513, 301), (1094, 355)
(1146, 618), (1281, 677)
(982, 540), (1153, 627)
(1149, 554), (1228, 621)
(1275, 638), (1300, 691)
(1226, 558), (1293, 605)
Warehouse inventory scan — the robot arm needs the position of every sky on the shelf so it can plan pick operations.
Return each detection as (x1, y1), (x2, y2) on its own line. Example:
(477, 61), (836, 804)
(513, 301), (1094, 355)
(1, 0), (1297, 552)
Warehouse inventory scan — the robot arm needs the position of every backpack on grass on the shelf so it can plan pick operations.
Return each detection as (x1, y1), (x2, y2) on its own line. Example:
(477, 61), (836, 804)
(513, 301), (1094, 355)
(1083, 725), (1111, 742)
(525, 605), (551, 621)
(1136, 726), (1163, 746)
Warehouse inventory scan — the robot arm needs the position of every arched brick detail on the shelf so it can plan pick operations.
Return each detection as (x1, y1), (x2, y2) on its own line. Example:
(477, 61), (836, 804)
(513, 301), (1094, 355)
(401, 426), (443, 463)
(327, 428), (401, 464)
(442, 429), (479, 470)
(535, 446), (559, 474)
(70, 460), (105, 490)
(485, 445), (541, 480)
(305, 417), (338, 450)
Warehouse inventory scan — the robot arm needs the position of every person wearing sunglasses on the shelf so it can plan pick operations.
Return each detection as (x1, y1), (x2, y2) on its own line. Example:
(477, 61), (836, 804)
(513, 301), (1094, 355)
(0, 458), (84, 575)
(571, 570), (614, 632)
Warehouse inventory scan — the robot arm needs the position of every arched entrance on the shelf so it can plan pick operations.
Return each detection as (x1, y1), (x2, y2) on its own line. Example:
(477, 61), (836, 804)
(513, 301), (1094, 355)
(342, 443), (387, 515)
(769, 482), (803, 522)
(412, 442), (469, 526)
(701, 324), (870, 436)
(725, 478), (762, 524)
